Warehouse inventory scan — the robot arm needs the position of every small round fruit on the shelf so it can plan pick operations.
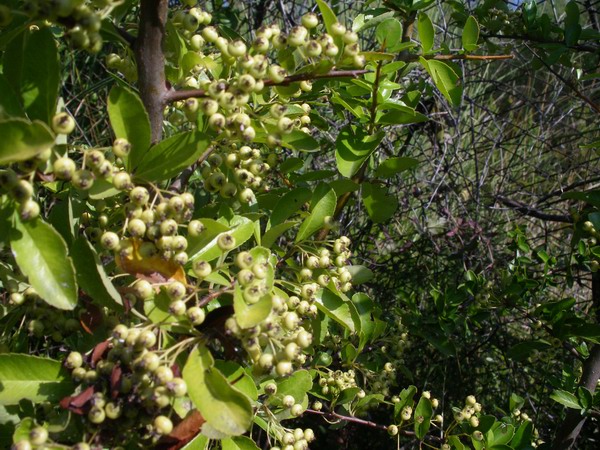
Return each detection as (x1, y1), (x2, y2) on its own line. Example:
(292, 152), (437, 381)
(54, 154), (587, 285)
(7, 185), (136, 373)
(192, 260), (212, 278)
(53, 157), (76, 180)
(276, 360), (293, 377)
(52, 112), (76, 134)
(217, 233), (236, 251)
(88, 405), (106, 424)
(264, 382), (277, 395)
(100, 231), (120, 251)
(112, 138), (131, 157)
(282, 395), (295, 408)
(387, 425), (398, 436)
(19, 199), (40, 221)
(301, 13), (319, 29)
(186, 306), (206, 325)
(112, 171), (132, 190)
(290, 404), (304, 417)
(65, 351), (83, 369)
(154, 415), (174, 435)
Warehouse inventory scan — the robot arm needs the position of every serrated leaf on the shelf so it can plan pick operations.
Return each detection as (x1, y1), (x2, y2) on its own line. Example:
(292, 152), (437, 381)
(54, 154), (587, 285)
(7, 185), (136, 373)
(135, 130), (210, 181)
(70, 237), (122, 309)
(295, 184), (337, 243)
(0, 355), (74, 405)
(107, 85), (152, 170)
(0, 119), (54, 165)
(417, 13), (434, 53)
(462, 16), (480, 51)
(183, 345), (252, 437)
(10, 216), (77, 310)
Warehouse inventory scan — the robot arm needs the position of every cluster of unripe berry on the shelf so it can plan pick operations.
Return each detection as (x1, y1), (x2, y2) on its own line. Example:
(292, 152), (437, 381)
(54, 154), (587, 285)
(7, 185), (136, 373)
(295, 237), (354, 293)
(197, 144), (276, 202)
(316, 368), (361, 398)
(453, 395), (484, 440)
(3, 285), (81, 341)
(581, 220), (600, 272)
(60, 324), (188, 447)
(18, 0), (115, 53)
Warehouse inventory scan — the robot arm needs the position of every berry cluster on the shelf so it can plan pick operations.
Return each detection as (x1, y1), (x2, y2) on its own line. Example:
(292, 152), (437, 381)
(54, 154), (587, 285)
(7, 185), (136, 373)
(60, 324), (188, 447)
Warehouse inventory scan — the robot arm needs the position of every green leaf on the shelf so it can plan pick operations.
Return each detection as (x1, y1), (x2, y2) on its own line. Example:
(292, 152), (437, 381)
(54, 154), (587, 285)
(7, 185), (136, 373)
(0, 74), (24, 117)
(0, 119), (54, 165)
(10, 216), (77, 310)
(315, 288), (357, 332)
(462, 16), (480, 52)
(565, 1), (582, 46)
(233, 284), (272, 329)
(282, 129), (320, 152)
(346, 265), (374, 284)
(448, 436), (466, 450)
(316, 0), (338, 39)
(295, 184), (337, 243)
(107, 85), (151, 170)
(274, 370), (312, 404)
(70, 237), (122, 309)
(507, 340), (551, 362)
(335, 127), (384, 178)
(375, 18), (402, 50)
(510, 393), (525, 412)
(183, 345), (252, 437)
(135, 130), (210, 181)
(375, 157), (419, 178)
(413, 396), (433, 440)
(189, 217), (255, 262)
(488, 423), (514, 446)
(361, 182), (398, 223)
(0, 354), (74, 405)
(352, 293), (376, 350)
(179, 434), (209, 450)
(393, 385), (417, 421)
(270, 187), (311, 226)
(511, 421), (533, 449)
(377, 107), (427, 126)
(222, 436), (260, 450)
(3, 27), (59, 122)
(262, 221), (299, 249)
(550, 389), (581, 409)
(417, 13), (434, 53)
(420, 58), (462, 106)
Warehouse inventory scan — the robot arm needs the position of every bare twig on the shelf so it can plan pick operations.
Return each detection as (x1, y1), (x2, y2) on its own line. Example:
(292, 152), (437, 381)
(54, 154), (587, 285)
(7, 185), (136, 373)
(495, 195), (573, 223)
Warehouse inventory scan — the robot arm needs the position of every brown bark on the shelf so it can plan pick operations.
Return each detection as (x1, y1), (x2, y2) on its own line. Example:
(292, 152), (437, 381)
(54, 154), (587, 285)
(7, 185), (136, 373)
(135, 0), (169, 143)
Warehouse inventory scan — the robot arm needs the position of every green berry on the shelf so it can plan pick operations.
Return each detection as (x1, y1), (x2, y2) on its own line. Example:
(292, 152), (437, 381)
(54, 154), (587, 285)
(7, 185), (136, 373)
(52, 112), (76, 134)
(154, 415), (173, 435)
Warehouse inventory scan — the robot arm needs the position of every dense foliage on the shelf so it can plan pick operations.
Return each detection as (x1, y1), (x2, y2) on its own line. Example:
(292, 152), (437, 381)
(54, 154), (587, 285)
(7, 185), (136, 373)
(0, 1), (599, 449)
